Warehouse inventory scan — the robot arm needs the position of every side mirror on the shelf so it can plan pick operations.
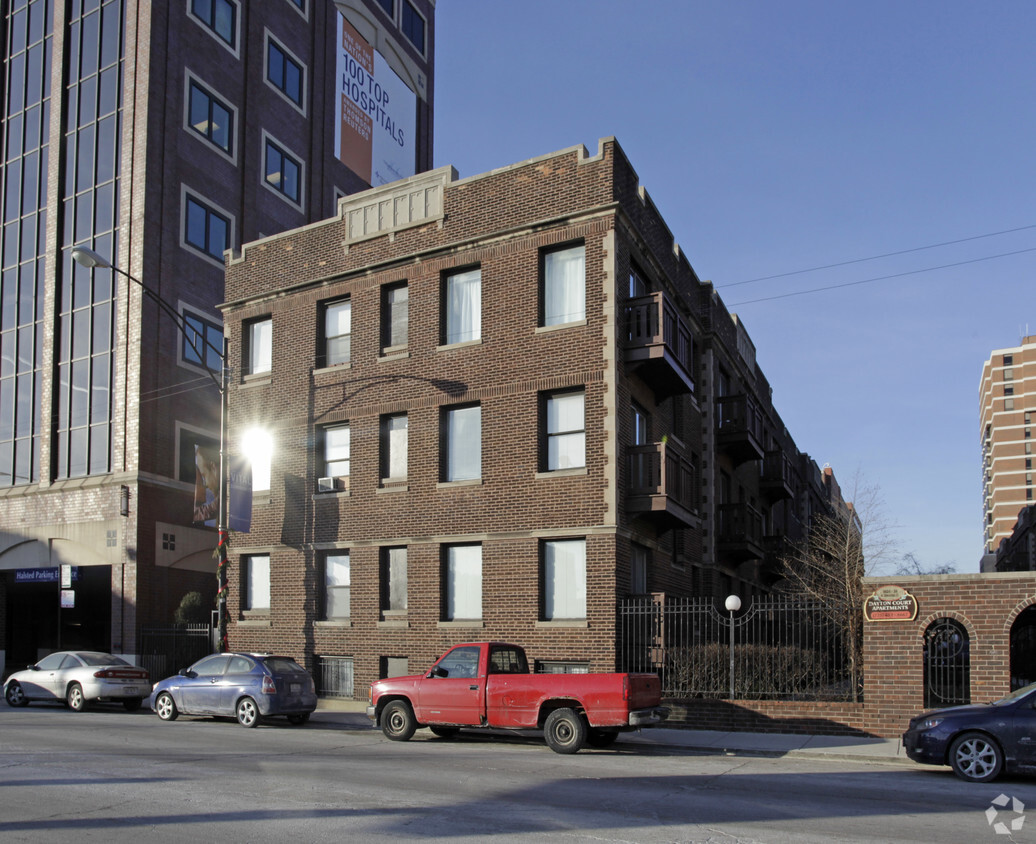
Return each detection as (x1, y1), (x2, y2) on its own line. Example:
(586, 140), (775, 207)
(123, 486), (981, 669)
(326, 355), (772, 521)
(431, 665), (448, 678)
(29, 664), (39, 671)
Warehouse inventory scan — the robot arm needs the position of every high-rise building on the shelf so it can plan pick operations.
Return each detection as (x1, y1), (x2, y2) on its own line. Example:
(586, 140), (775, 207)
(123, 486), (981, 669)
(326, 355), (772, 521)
(218, 138), (848, 695)
(0, 0), (435, 675)
(980, 335), (1036, 557)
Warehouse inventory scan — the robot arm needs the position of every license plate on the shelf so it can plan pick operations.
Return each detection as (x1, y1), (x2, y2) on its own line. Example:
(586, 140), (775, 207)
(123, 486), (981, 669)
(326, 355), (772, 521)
(124, 688), (144, 696)
(290, 682), (301, 695)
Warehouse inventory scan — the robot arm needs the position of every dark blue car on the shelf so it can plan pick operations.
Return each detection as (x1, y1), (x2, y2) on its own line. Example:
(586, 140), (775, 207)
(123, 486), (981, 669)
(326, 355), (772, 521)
(149, 652), (317, 728)
(903, 681), (1036, 782)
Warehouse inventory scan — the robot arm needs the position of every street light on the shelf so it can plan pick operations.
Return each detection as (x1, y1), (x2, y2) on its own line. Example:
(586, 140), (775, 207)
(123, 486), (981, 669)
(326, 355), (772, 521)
(71, 244), (231, 652)
(724, 594), (742, 699)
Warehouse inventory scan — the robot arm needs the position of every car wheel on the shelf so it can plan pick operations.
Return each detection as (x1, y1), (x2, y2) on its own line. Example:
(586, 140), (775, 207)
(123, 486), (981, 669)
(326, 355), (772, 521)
(123, 698), (143, 712)
(429, 726), (459, 738)
(949, 732), (1004, 783)
(66, 682), (87, 712)
(236, 696), (262, 728)
(544, 707), (587, 754)
(5, 681), (29, 708)
(155, 692), (179, 721)
(586, 728), (619, 748)
(287, 713), (310, 725)
(381, 700), (417, 742)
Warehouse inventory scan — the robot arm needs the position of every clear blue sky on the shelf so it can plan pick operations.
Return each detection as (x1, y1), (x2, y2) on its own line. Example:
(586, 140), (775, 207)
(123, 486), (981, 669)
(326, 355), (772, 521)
(432, 1), (1036, 573)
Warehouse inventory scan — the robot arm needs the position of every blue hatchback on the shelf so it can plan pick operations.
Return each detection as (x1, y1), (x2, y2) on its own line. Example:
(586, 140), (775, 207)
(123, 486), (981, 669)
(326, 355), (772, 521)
(149, 652), (317, 727)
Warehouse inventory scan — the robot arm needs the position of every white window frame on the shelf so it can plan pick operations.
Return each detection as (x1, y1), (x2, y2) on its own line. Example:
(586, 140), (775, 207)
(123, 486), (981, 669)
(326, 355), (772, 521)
(261, 130), (305, 211)
(445, 544), (482, 621)
(246, 317), (272, 376)
(323, 299), (351, 367)
(445, 404), (481, 482)
(245, 554), (270, 611)
(324, 553), (350, 619)
(383, 546), (407, 614)
(444, 267), (481, 345)
(381, 413), (408, 481)
(542, 243), (585, 327)
(264, 30), (307, 116)
(323, 423), (350, 481)
(546, 390), (585, 470)
(543, 539), (586, 621)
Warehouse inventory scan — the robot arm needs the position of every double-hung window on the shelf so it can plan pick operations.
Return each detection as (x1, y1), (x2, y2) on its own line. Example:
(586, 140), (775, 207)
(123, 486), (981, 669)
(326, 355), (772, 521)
(445, 544), (482, 621)
(187, 79), (233, 154)
(264, 136), (302, 205)
(323, 424), (350, 488)
(381, 414), (407, 481)
(381, 547), (407, 616)
(542, 539), (586, 620)
(267, 36), (304, 109)
(245, 554), (270, 611)
(246, 318), (272, 375)
(190, 0), (237, 49)
(444, 267), (481, 344)
(323, 299), (351, 366)
(382, 283), (408, 350)
(444, 404), (480, 482)
(542, 244), (585, 326)
(545, 391), (585, 470)
(323, 553), (350, 619)
(184, 193), (231, 262)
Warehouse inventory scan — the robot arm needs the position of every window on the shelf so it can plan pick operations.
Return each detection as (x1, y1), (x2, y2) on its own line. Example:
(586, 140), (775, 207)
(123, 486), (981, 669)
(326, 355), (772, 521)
(375, 0), (394, 17)
(444, 404), (480, 481)
(318, 656), (354, 697)
(1006, 398), (1015, 411)
(245, 554), (270, 611)
(246, 318), (272, 375)
(631, 403), (649, 446)
(401, 1), (425, 53)
(381, 546), (407, 615)
(322, 423), (349, 489)
(489, 645), (528, 674)
(444, 267), (481, 344)
(542, 244), (585, 326)
(323, 553), (350, 619)
(445, 544), (482, 621)
(242, 428), (272, 492)
(267, 36), (304, 108)
(323, 299), (351, 366)
(435, 646), (480, 678)
(187, 79), (234, 154)
(1004, 368), (1014, 381)
(184, 193), (231, 262)
(190, 0), (238, 49)
(264, 136), (302, 205)
(542, 539), (586, 620)
(545, 391), (585, 470)
(381, 414), (407, 481)
(631, 543), (648, 594)
(629, 265), (648, 298)
(1004, 354), (1013, 366)
(1005, 385), (1014, 396)
(182, 308), (223, 372)
(382, 283), (408, 350)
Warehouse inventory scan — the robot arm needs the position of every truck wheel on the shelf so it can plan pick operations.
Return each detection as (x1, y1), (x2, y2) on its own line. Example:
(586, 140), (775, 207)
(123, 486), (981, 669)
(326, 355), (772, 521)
(586, 728), (619, 748)
(544, 707), (587, 754)
(381, 700), (417, 742)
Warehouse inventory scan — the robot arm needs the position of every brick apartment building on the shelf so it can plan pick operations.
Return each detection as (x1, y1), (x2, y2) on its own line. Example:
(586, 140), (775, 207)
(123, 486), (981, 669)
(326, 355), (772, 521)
(220, 138), (849, 696)
(980, 335), (1036, 562)
(0, 0), (434, 674)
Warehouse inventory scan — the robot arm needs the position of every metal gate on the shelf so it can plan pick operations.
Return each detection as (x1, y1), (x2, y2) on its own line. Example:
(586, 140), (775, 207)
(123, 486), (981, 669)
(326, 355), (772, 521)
(923, 617), (970, 708)
(139, 624), (213, 682)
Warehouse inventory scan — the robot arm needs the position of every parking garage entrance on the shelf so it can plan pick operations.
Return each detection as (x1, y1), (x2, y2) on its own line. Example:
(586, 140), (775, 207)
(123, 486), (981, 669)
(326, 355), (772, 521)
(2, 566), (112, 672)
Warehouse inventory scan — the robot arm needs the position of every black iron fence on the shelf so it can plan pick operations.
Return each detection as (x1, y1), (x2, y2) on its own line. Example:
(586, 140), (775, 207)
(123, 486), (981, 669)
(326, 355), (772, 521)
(618, 594), (861, 701)
(139, 624), (214, 683)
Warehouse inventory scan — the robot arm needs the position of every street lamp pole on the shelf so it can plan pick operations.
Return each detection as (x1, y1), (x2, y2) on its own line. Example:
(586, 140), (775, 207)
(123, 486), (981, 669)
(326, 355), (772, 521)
(71, 245), (230, 652)
(724, 594), (742, 699)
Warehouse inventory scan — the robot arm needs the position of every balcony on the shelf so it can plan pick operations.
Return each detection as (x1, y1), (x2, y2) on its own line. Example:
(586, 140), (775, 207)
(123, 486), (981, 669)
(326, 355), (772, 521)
(627, 441), (699, 529)
(623, 292), (694, 399)
(760, 450), (795, 501)
(717, 502), (765, 562)
(715, 394), (764, 467)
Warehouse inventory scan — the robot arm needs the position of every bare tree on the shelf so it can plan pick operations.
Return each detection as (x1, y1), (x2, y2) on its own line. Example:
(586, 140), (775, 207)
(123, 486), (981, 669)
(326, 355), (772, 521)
(897, 552), (956, 576)
(778, 474), (896, 702)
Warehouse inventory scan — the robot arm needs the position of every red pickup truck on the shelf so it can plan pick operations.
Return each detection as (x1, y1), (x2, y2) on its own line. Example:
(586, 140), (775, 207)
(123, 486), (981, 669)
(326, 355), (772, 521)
(366, 642), (668, 753)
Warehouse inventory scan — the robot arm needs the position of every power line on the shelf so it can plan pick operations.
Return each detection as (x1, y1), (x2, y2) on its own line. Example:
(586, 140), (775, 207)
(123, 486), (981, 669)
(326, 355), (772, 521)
(719, 224), (1036, 289)
(727, 246), (1036, 307)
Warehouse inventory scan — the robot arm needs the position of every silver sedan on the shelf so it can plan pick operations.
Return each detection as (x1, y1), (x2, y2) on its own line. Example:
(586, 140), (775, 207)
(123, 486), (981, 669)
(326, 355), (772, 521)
(4, 650), (150, 711)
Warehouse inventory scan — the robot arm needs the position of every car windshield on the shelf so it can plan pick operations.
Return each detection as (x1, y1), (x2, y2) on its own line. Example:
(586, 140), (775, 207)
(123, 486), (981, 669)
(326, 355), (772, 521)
(79, 653), (128, 666)
(992, 681), (1036, 705)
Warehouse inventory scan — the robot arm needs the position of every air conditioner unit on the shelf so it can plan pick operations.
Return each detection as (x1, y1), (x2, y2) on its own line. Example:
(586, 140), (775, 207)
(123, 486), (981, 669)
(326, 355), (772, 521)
(317, 477), (335, 493)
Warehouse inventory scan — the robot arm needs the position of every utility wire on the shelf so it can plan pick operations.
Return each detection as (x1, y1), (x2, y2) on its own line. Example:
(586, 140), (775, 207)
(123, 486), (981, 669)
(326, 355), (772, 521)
(728, 246), (1036, 306)
(719, 224), (1036, 288)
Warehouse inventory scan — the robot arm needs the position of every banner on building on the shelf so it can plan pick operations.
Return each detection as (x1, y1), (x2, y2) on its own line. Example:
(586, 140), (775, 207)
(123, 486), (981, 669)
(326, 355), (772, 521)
(228, 453), (252, 534)
(335, 12), (416, 187)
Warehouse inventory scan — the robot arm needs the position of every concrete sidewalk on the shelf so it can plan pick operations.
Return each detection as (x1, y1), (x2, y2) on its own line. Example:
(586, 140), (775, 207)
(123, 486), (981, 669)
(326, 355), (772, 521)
(315, 698), (909, 765)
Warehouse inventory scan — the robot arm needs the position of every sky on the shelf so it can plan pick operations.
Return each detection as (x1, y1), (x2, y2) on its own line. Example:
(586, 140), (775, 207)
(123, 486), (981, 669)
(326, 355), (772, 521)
(430, 1), (1036, 574)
